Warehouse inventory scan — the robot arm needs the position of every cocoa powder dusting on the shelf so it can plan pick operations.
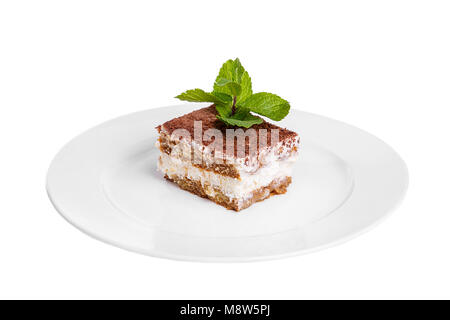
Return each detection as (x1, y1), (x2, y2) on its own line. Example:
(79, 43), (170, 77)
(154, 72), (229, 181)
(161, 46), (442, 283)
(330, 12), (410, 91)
(156, 105), (298, 158)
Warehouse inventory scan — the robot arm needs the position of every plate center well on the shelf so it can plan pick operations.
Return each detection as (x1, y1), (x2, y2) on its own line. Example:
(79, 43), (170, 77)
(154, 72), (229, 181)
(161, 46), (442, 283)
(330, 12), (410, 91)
(102, 139), (354, 238)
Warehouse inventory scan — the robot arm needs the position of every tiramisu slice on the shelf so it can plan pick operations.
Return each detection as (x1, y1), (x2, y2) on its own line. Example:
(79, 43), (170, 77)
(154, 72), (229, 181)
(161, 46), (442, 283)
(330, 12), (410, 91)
(156, 58), (300, 211)
(156, 105), (300, 211)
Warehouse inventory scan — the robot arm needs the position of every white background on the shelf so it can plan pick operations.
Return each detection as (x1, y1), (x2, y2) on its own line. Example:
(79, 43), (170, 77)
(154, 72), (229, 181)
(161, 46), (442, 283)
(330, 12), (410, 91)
(1, 0), (449, 299)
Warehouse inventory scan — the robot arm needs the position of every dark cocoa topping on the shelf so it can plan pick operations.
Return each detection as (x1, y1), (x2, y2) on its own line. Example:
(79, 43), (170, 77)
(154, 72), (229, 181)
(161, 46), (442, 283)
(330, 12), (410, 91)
(156, 105), (299, 158)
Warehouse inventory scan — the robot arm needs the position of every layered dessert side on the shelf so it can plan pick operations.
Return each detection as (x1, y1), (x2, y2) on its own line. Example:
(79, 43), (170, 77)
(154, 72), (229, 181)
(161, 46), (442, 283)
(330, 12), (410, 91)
(155, 58), (300, 211)
(156, 106), (299, 211)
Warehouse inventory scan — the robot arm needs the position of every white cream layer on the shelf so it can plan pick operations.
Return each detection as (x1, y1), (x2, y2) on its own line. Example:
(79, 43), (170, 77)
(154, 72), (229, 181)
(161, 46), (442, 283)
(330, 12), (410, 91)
(157, 152), (298, 200)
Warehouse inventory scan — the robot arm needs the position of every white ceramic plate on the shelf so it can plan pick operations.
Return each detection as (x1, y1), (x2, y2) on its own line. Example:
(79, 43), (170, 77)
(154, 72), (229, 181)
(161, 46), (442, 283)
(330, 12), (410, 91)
(47, 104), (408, 262)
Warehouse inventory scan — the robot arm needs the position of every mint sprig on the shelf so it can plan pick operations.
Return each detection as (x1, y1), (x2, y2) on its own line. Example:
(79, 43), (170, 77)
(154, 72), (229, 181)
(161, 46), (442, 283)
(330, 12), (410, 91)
(175, 58), (290, 128)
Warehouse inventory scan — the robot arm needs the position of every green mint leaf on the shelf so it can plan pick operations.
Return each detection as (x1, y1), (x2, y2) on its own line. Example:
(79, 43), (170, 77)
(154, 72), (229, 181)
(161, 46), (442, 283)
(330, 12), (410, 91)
(215, 104), (232, 117)
(237, 70), (252, 104)
(211, 92), (232, 117)
(212, 91), (232, 103)
(216, 115), (263, 128)
(214, 59), (244, 83)
(231, 58), (245, 83)
(216, 110), (263, 128)
(214, 58), (246, 94)
(240, 92), (290, 121)
(213, 58), (252, 104)
(214, 77), (242, 96)
(175, 89), (227, 105)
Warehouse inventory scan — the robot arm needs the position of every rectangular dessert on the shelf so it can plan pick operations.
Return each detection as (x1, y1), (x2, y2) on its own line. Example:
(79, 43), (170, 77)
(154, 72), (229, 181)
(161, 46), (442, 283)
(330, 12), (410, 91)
(156, 105), (300, 211)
